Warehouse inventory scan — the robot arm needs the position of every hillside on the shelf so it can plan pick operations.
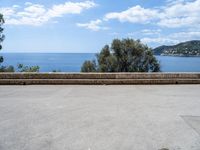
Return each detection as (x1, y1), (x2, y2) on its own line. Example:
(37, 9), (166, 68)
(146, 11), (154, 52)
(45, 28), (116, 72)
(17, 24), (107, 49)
(153, 40), (200, 56)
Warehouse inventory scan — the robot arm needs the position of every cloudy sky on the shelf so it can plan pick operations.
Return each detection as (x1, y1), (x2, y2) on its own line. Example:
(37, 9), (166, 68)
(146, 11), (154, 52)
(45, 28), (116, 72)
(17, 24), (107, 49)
(0, 0), (200, 53)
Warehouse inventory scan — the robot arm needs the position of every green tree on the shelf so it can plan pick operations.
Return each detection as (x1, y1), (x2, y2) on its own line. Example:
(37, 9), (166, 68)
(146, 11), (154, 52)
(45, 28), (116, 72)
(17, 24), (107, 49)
(0, 13), (5, 65)
(18, 64), (40, 72)
(81, 38), (160, 72)
(0, 14), (14, 72)
(81, 60), (97, 72)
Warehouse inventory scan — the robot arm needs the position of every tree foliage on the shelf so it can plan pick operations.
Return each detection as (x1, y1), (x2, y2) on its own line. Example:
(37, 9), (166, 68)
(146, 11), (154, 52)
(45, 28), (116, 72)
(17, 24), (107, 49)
(0, 65), (15, 72)
(0, 13), (5, 64)
(18, 64), (40, 72)
(81, 38), (160, 72)
(81, 60), (97, 72)
(0, 14), (14, 72)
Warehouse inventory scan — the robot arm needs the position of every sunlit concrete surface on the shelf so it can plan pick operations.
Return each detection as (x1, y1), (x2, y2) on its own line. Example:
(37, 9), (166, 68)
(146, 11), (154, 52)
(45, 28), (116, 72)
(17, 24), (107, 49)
(0, 85), (200, 150)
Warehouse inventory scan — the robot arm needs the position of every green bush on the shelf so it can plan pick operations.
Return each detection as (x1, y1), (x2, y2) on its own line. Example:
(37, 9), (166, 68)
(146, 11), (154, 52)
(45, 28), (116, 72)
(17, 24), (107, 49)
(17, 64), (40, 72)
(0, 65), (15, 72)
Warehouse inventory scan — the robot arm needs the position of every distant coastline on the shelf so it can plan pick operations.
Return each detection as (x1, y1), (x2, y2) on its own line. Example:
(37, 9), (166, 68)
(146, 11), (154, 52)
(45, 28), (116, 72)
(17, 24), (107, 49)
(159, 54), (200, 57)
(153, 40), (200, 57)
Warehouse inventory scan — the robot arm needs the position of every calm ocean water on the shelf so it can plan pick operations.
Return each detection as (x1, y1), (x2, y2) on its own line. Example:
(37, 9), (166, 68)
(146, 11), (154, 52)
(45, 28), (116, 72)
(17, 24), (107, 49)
(1, 53), (200, 72)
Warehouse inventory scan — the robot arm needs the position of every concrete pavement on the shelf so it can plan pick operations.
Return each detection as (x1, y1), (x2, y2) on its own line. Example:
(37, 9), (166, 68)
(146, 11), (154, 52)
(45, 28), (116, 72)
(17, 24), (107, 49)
(0, 85), (200, 150)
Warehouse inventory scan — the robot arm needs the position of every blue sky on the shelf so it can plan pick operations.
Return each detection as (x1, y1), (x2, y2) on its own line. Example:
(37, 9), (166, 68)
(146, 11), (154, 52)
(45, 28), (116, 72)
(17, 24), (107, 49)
(0, 0), (200, 53)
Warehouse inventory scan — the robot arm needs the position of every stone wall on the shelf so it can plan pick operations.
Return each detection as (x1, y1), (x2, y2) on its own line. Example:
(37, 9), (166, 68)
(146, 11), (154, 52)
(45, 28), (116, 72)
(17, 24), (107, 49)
(0, 73), (200, 85)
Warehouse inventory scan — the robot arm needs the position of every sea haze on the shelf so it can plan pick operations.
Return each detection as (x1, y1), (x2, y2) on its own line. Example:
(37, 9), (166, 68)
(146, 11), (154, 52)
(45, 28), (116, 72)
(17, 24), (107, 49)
(1, 53), (200, 72)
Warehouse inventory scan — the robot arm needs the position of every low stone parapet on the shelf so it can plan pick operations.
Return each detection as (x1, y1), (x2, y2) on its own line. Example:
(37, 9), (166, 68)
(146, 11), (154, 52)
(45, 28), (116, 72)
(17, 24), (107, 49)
(0, 73), (199, 85)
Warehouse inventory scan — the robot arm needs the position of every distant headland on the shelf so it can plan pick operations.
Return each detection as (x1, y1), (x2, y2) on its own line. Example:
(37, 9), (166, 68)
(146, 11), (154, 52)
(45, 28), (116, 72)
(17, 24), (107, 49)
(153, 40), (200, 57)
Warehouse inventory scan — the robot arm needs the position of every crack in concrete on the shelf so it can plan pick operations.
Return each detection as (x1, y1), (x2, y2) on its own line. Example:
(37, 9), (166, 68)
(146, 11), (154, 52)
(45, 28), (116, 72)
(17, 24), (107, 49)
(181, 115), (200, 136)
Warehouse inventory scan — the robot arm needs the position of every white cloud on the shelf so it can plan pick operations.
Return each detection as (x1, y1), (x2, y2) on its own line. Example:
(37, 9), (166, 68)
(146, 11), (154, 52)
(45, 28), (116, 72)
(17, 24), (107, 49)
(141, 37), (179, 45)
(47, 1), (96, 18)
(77, 19), (108, 31)
(104, 5), (158, 24)
(12, 5), (20, 8)
(104, 0), (200, 28)
(169, 31), (200, 41)
(0, 1), (96, 26)
(25, 2), (33, 6)
(158, 0), (200, 28)
(166, 0), (186, 6)
(141, 29), (162, 35)
(0, 7), (16, 17)
(109, 32), (119, 36)
(127, 29), (162, 38)
(141, 30), (200, 46)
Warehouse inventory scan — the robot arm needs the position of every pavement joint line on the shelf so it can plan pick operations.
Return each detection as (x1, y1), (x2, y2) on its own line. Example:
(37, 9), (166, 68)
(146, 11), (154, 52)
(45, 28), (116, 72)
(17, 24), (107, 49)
(181, 115), (200, 136)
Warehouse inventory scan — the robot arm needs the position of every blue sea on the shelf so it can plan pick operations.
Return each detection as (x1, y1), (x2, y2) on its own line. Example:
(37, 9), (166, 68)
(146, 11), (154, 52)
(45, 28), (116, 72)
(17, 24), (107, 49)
(1, 53), (200, 72)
